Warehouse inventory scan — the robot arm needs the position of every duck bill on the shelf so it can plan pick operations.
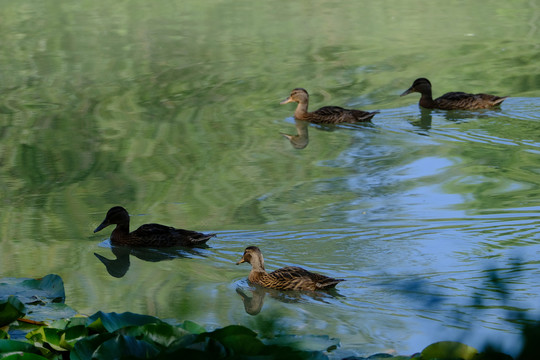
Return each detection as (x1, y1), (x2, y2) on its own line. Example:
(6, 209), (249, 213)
(236, 257), (246, 265)
(400, 87), (414, 97)
(94, 220), (109, 233)
(280, 97), (293, 105)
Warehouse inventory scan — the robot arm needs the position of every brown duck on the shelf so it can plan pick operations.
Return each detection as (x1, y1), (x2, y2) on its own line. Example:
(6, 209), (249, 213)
(280, 88), (378, 124)
(236, 246), (344, 291)
(94, 206), (215, 247)
(400, 78), (508, 110)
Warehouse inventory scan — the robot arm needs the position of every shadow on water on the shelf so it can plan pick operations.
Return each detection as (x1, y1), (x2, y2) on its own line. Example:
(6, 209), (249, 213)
(94, 243), (208, 278)
(406, 107), (508, 132)
(377, 259), (540, 358)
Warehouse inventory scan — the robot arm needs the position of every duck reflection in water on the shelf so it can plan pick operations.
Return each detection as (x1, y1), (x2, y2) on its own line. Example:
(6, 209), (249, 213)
(94, 243), (207, 278)
(408, 107), (504, 132)
(236, 284), (343, 316)
(281, 119), (310, 149)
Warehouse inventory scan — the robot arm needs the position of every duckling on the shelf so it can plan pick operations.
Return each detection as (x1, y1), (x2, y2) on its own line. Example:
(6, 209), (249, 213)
(236, 246), (344, 291)
(280, 88), (378, 124)
(94, 206), (215, 247)
(400, 78), (507, 110)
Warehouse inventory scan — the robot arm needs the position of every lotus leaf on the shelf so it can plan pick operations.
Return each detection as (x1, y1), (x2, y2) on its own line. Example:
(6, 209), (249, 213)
(0, 297), (26, 327)
(421, 341), (478, 360)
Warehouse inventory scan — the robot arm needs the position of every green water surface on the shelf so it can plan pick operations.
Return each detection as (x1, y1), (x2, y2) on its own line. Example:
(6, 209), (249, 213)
(1, 0), (540, 357)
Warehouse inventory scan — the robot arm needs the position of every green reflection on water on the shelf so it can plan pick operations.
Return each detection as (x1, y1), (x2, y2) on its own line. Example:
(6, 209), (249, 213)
(0, 0), (539, 356)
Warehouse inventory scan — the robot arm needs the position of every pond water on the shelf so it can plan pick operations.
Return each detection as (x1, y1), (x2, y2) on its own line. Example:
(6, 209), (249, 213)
(1, 0), (540, 357)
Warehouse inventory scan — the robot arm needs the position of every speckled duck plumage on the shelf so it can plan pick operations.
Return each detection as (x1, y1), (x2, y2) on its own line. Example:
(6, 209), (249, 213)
(280, 88), (378, 124)
(236, 246), (344, 291)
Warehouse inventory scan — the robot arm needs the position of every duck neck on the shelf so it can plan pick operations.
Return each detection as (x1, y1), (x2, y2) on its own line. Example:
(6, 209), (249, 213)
(294, 100), (309, 119)
(110, 223), (130, 242)
(248, 256), (267, 282)
(419, 90), (436, 109)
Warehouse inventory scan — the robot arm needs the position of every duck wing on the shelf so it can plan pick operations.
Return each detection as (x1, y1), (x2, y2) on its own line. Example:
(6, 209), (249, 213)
(309, 106), (377, 124)
(132, 224), (215, 247)
(436, 92), (507, 110)
(266, 266), (344, 291)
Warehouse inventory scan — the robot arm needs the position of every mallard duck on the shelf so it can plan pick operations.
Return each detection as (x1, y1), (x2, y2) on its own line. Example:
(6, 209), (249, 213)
(94, 206), (215, 247)
(236, 246), (344, 291)
(400, 78), (508, 110)
(280, 88), (378, 124)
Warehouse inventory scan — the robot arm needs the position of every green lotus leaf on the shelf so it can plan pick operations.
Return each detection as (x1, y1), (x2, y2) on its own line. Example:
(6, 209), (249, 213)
(121, 322), (190, 348)
(0, 339), (42, 355)
(86, 311), (161, 333)
(1, 353), (50, 360)
(0, 296), (26, 327)
(70, 333), (116, 360)
(263, 334), (341, 352)
(421, 341), (478, 360)
(92, 335), (160, 360)
(180, 320), (206, 334)
(0, 275), (65, 305)
(22, 303), (76, 324)
(184, 337), (226, 357)
(0, 276), (74, 328)
(204, 324), (257, 340)
(155, 347), (214, 360)
(0, 329), (8, 340)
(201, 325), (262, 356)
(60, 325), (88, 349)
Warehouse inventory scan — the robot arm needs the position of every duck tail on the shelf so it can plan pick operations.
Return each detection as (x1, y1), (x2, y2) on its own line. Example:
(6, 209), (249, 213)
(317, 278), (345, 289)
(492, 96), (508, 106)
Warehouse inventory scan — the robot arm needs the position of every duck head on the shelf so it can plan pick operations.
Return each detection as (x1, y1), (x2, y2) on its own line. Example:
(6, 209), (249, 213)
(280, 88), (309, 104)
(236, 246), (265, 270)
(94, 206), (130, 233)
(400, 78), (432, 96)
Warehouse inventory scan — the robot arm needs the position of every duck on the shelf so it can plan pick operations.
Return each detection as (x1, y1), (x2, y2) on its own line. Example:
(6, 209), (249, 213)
(93, 206), (215, 247)
(400, 78), (508, 110)
(236, 246), (344, 291)
(280, 88), (378, 124)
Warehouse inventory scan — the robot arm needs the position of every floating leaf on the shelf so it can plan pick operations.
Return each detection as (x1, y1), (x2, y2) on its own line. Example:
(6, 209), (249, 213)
(203, 325), (262, 356)
(264, 334), (340, 352)
(0, 339), (42, 355)
(0, 296), (26, 327)
(86, 311), (160, 333)
(421, 341), (478, 360)
(122, 322), (190, 348)
(0, 275), (74, 328)
(0, 353), (50, 360)
(180, 320), (206, 334)
(0, 275), (65, 305)
(92, 335), (160, 360)
(70, 333), (116, 360)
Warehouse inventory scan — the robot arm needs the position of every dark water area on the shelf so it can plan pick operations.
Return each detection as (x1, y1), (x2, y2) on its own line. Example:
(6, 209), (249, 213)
(1, 1), (540, 357)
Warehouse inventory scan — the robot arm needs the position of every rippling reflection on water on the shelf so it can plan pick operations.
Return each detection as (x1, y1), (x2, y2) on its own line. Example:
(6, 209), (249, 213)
(1, 0), (540, 357)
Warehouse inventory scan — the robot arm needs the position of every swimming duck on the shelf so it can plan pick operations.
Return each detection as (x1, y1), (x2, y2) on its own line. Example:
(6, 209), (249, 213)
(400, 78), (508, 110)
(280, 88), (378, 124)
(236, 246), (344, 291)
(94, 206), (215, 247)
